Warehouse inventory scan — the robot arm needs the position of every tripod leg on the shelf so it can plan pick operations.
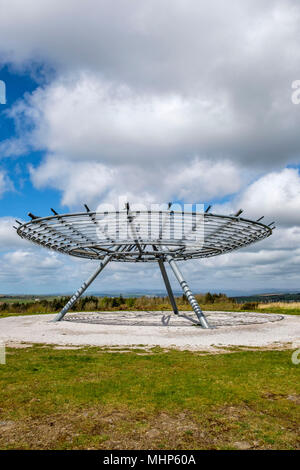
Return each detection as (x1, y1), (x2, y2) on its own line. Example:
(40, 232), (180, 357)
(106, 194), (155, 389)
(158, 259), (179, 315)
(165, 254), (210, 329)
(53, 254), (112, 322)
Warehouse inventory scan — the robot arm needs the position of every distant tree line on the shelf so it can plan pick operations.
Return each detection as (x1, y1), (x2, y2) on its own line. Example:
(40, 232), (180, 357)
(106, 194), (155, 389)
(0, 292), (242, 314)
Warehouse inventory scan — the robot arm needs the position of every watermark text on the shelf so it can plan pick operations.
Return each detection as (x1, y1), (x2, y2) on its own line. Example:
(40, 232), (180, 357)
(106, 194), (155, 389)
(291, 80), (300, 104)
(0, 342), (6, 365)
(0, 80), (6, 104)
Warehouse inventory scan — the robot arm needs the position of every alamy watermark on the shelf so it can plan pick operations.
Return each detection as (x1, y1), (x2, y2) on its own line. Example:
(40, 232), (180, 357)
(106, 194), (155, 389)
(291, 342), (300, 365)
(291, 80), (300, 104)
(0, 80), (6, 105)
(94, 199), (205, 248)
(0, 342), (6, 365)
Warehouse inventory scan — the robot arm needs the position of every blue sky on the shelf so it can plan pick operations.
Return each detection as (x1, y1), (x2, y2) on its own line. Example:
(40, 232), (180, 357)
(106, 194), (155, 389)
(0, 67), (64, 219)
(0, 1), (300, 295)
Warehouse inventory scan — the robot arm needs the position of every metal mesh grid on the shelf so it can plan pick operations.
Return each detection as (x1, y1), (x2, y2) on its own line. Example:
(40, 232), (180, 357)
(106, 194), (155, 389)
(16, 210), (273, 262)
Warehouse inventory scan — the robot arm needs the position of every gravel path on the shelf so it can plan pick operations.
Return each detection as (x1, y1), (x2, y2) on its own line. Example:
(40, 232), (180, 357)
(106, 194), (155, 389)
(0, 311), (299, 351)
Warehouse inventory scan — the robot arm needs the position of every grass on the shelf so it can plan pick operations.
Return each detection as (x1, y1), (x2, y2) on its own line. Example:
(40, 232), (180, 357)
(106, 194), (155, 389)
(0, 345), (299, 449)
(257, 302), (300, 315)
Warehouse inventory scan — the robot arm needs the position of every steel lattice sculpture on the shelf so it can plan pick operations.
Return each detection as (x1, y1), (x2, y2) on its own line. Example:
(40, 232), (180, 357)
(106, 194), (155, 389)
(15, 203), (274, 328)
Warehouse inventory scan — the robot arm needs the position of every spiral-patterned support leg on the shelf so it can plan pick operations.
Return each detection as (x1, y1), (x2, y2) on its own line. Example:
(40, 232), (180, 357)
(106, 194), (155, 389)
(166, 254), (210, 329)
(53, 253), (113, 322)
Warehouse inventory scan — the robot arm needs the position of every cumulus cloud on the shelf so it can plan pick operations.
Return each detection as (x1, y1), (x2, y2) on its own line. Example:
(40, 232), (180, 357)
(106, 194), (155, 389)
(0, 171), (13, 197)
(0, 138), (28, 158)
(4, 66), (300, 168)
(239, 168), (300, 226)
(184, 240), (300, 292)
(29, 157), (116, 207)
(0, 249), (63, 287)
(1, 0), (300, 209)
(0, 217), (27, 251)
(214, 168), (300, 227)
(1, 211), (300, 293)
(0, 1), (300, 293)
(1, 1), (299, 96)
(30, 155), (244, 207)
(1, 74), (247, 166)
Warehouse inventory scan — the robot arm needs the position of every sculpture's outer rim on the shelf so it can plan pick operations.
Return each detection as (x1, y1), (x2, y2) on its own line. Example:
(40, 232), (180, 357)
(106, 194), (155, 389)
(16, 210), (273, 262)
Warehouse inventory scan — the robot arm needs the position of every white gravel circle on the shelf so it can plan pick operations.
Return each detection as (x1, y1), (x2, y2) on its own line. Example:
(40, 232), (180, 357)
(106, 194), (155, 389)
(1, 311), (299, 351)
(64, 310), (283, 327)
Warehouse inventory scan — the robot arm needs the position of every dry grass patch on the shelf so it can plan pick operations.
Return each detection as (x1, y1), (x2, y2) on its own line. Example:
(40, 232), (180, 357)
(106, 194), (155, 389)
(0, 345), (299, 449)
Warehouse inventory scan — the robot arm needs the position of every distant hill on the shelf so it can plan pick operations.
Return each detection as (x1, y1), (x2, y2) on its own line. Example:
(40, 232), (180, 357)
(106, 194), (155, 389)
(233, 292), (300, 303)
(2, 290), (300, 303)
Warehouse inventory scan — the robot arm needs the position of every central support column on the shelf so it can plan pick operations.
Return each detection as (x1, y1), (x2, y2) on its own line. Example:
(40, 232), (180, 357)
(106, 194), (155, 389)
(165, 254), (210, 329)
(158, 259), (179, 315)
(53, 253), (113, 322)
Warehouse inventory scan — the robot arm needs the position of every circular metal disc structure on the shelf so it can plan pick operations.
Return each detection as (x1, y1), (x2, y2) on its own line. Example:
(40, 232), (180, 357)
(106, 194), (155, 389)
(15, 206), (274, 327)
(16, 210), (272, 262)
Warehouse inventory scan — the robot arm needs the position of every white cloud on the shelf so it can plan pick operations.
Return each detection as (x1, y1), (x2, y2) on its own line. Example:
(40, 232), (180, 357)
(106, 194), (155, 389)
(265, 226), (300, 250)
(0, 1), (300, 294)
(4, 250), (60, 269)
(0, 138), (28, 158)
(30, 155), (244, 207)
(2, 73), (245, 206)
(1, 0), (300, 184)
(239, 168), (300, 226)
(183, 241), (300, 292)
(0, 1), (299, 215)
(0, 213), (299, 293)
(171, 159), (242, 201)
(214, 168), (300, 227)
(29, 157), (116, 207)
(1, 240), (300, 294)
(0, 217), (27, 251)
(0, 171), (13, 197)
(5, 74), (239, 164)
(1, 1), (299, 96)
(0, 249), (63, 286)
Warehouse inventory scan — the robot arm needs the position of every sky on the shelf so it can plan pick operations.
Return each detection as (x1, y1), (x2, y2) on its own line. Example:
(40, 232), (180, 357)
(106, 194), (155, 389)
(0, 0), (300, 295)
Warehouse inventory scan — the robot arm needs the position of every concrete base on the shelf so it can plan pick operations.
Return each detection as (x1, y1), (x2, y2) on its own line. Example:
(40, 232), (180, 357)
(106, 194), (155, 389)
(0, 311), (299, 351)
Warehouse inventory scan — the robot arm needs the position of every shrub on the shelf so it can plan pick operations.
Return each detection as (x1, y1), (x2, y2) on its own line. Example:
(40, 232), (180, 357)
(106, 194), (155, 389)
(241, 302), (258, 311)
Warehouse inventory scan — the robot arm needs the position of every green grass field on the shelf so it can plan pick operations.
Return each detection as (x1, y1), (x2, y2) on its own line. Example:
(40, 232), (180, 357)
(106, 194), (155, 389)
(0, 345), (299, 450)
